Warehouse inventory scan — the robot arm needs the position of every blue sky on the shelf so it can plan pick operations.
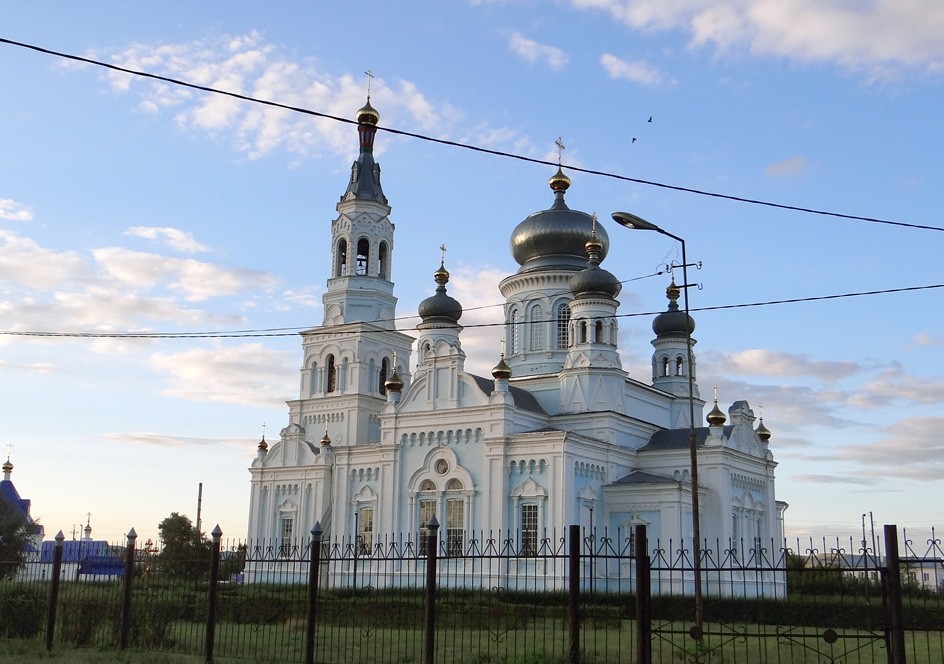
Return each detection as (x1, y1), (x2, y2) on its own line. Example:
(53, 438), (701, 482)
(1, 1), (942, 546)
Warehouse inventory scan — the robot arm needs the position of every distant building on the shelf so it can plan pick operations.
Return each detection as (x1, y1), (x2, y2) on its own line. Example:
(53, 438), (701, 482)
(0, 455), (44, 558)
(36, 518), (124, 582)
(247, 100), (786, 585)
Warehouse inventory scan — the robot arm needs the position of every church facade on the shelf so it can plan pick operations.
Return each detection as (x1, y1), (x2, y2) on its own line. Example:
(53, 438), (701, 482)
(246, 100), (786, 565)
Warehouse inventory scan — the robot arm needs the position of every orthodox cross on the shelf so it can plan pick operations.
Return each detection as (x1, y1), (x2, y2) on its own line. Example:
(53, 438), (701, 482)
(4, 442), (11, 461)
(500, 338), (506, 357)
(364, 69), (374, 100)
(261, 423), (267, 439)
(440, 243), (447, 265)
(555, 137), (565, 164)
(591, 213), (597, 235)
(86, 512), (92, 526)
(713, 385), (718, 402)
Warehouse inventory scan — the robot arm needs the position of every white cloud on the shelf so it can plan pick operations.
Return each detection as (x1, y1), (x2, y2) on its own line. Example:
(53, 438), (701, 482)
(124, 226), (209, 253)
(508, 32), (569, 71)
(445, 265), (510, 376)
(835, 417), (944, 481)
(92, 247), (277, 302)
(0, 229), (91, 290)
(850, 369), (944, 408)
(104, 431), (248, 449)
(600, 53), (676, 87)
(0, 198), (33, 222)
(97, 33), (514, 160)
(148, 343), (296, 407)
(765, 155), (808, 176)
(575, 0), (944, 78)
(705, 349), (859, 382)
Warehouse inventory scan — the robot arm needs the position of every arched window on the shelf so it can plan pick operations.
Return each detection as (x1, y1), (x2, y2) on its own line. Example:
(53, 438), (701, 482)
(378, 241), (389, 279)
(529, 305), (544, 351)
(675, 356), (684, 376)
(326, 354), (337, 393)
(556, 303), (570, 349)
(445, 478), (463, 490)
(420, 479), (436, 492)
(310, 361), (318, 396)
(356, 238), (370, 275)
(379, 357), (389, 395)
(510, 309), (521, 354)
(336, 239), (348, 277)
(579, 321), (588, 344)
(340, 357), (349, 390)
(594, 320), (604, 343)
(662, 356), (670, 377)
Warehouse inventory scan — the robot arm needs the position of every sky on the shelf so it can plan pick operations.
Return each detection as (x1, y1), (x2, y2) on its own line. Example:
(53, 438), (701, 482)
(1, 1), (942, 549)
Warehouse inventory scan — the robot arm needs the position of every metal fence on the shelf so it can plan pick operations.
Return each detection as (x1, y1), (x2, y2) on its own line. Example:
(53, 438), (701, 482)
(1, 523), (942, 663)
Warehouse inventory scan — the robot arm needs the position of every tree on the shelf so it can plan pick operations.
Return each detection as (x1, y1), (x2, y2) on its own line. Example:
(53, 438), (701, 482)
(0, 496), (31, 581)
(156, 512), (210, 580)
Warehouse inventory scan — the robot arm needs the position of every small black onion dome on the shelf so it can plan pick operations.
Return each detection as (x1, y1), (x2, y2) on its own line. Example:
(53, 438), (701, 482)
(510, 171), (609, 272)
(569, 233), (621, 299)
(652, 279), (695, 336)
(756, 417), (771, 442)
(418, 262), (463, 324)
(257, 435), (268, 452)
(707, 399), (726, 426)
(384, 368), (404, 393)
(492, 354), (512, 380)
(356, 98), (380, 125)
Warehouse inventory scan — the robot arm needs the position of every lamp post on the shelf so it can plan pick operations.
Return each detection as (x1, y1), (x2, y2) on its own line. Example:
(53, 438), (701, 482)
(612, 211), (704, 634)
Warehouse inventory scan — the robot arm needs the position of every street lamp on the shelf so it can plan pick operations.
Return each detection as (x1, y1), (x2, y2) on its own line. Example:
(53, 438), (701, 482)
(611, 211), (704, 635)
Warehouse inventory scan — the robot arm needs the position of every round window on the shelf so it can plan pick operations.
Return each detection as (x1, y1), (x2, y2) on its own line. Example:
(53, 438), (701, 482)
(435, 459), (449, 475)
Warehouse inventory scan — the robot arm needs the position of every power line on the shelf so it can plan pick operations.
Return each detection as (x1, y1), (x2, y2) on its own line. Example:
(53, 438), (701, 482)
(2, 36), (942, 234)
(2, 282), (940, 340)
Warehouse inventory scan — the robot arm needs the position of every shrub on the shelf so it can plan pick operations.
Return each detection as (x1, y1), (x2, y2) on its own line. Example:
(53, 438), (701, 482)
(0, 584), (45, 638)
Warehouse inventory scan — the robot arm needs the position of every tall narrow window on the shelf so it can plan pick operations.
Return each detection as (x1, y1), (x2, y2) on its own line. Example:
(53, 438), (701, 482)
(446, 499), (464, 556)
(521, 504), (538, 557)
(310, 362), (318, 395)
(356, 238), (370, 275)
(579, 321), (588, 344)
(379, 357), (389, 395)
(280, 516), (294, 557)
(662, 357), (670, 377)
(675, 356), (684, 376)
(326, 354), (336, 393)
(378, 241), (389, 279)
(336, 239), (348, 277)
(594, 320), (604, 343)
(530, 305), (544, 351)
(556, 303), (570, 349)
(510, 310), (521, 354)
(359, 507), (374, 555)
(419, 498), (437, 555)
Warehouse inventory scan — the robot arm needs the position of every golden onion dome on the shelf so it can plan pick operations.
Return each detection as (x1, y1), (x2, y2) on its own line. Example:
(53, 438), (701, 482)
(756, 417), (771, 442)
(492, 355), (512, 381)
(2, 458), (12, 474)
(320, 430), (332, 447)
(356, 98), (380, 125)
(384, 369), (404, 393)
(257, 435), (268, 452)
(707, 399), (726, 426)
(549, 166), (571, 192)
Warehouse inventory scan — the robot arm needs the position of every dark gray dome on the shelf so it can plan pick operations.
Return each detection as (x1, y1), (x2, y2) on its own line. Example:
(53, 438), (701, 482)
(510, 171), (609, 272)
(418, 263), (462, 324)
(569, 238), (621, 299)
(652, 280), (695, 337)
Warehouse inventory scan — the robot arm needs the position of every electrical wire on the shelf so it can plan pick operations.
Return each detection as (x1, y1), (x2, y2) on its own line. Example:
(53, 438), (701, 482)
(2, 282), (940, 340)
(2, 36), (942, 233)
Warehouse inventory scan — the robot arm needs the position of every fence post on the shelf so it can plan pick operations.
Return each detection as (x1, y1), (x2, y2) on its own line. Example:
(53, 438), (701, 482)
(204, 525), (222, 664)
(118, 528), (137, 650)
(423, 516), (440, 664)
(883, 524), (906, 664)
(635, 524), (651, 664)
(44, 530), (65, 651)
(305, 522), (323, 664)
(568, 523), (581, 664)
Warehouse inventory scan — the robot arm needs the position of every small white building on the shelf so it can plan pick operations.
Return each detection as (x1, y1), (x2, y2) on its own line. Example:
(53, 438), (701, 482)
(246, 100), (785, 583)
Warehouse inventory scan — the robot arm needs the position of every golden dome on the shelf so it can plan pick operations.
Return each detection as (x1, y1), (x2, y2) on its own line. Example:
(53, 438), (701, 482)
(492, 354), (512, 381)
(356, 98), (380, 125)
(320, 429), (332, 447)
(707, 399), (726, 426)
(756, 417), (771, 442)
(384, 369), (404, 393)
(549, 166), (571, 192)
(257, 435), (268, 452)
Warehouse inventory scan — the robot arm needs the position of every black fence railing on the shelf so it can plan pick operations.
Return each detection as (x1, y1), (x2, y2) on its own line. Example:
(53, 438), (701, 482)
(1, 523), (942, 663)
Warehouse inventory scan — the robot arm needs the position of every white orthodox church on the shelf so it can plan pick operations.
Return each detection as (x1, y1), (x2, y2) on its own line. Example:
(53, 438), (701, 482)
(246, 100), (787, 562)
